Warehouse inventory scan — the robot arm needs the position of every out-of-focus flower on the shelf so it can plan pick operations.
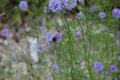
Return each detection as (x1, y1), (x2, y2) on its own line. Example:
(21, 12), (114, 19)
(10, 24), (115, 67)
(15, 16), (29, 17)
(52, 64), (59, 73)
(63, 0), (77, 10)
(112, 8), (120, 19)
(45, 32), (52, 40)
(3, 40), (9, 45)
(75, 31), (81, 38)
(56, 33), (62, 42)
(49, 0), (62, 13)
(1, 28), (9, 36)
(101, 72), (109, 76)
(78, 0), (84, 2)
(36, 44), (44, 53)
(45, 32), (62, 45)
(99, 12), (106, 19)
(90, 6), (97, 12)
(93, 61), (104, 72)
(76, 12), (84, 20)
(19, 1), (28, 11)
(109, 65), (118, 72)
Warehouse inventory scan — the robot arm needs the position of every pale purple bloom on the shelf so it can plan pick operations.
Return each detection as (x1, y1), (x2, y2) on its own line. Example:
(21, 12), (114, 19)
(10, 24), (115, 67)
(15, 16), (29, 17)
(19, 1), (28, 11)
(104, 72), (108, 75)
(45, 32), (62, 45)
(1, 28), (9, 36)
(56, 33), (62, 42)
(45, 32), (52, 40)
(101, 72), (109, 76)
(49, 0), (62, 13)
(63, 0), (77, 10)
(90, 6), (97, 12)
(52, 64), (59, 73)
(93, 62), (104, 72)
(75, 31), (81, 38)
(99, 12), (106, 19)
(109, 65), (118, 72)
(36, 44), (44, 53)
(3, 40), (9, 45)
(78, 0), (84, 2)
(112, 8), (120, 19)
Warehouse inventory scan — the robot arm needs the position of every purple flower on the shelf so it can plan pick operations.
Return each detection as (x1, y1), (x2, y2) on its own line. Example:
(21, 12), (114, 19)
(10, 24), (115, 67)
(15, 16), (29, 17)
(45, 32), (52, 40)
(3, 40), (9, 45)
(1, 28), (9, 36)
(112, 8), (120, 19)
(101, 72), (109, 76)
(45, 32), (62, 45)
(56, 33), (62, 42)
(75, 31), (81, 38)
(36, 44), (44, 53)
(99, 12), (106, 19)
(49, 0), (62, 13)
(93, 61), (104, 72)
(52, 64), (59, 73)
(19, 1), (28, 11)
(63, 0), (77, 10)
(109, 65), (118, 72)
(90, 6), (97, 12)
(78, 0), (84, 2)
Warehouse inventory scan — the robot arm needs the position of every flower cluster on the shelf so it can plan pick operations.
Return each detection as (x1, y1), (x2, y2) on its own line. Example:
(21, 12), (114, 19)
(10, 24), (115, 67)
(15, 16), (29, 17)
(45, 31), (62, 45)
(49, 0), (80, 12)
(93, 62), (118, 73)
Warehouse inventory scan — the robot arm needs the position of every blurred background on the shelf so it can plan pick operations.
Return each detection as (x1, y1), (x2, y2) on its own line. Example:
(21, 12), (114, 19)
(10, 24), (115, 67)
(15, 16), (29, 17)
(0, 0), (120, 80)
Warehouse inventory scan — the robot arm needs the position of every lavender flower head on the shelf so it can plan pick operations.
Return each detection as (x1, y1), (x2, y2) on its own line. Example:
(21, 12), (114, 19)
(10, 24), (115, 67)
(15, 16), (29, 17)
(78, 0), (84, 2)
(112, 8), (120, 19)
(93, 61), (104, 72)
(1, 28), (9, 36)
(45, 31), (52, 40)
(99, 12), (106, 19)
(45, 32), (62, 45)
(52, 64), (59, 73)
(3, 40), (9, 45)
(75, 31), (81, 38)
(19, 1), (28, 11)
(49, 0), (62, 13)
(90, 6), (97, 12)
(63, 0), (77, 10)
(36, 44), (44, 53)
(109, 65), (118, 72)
